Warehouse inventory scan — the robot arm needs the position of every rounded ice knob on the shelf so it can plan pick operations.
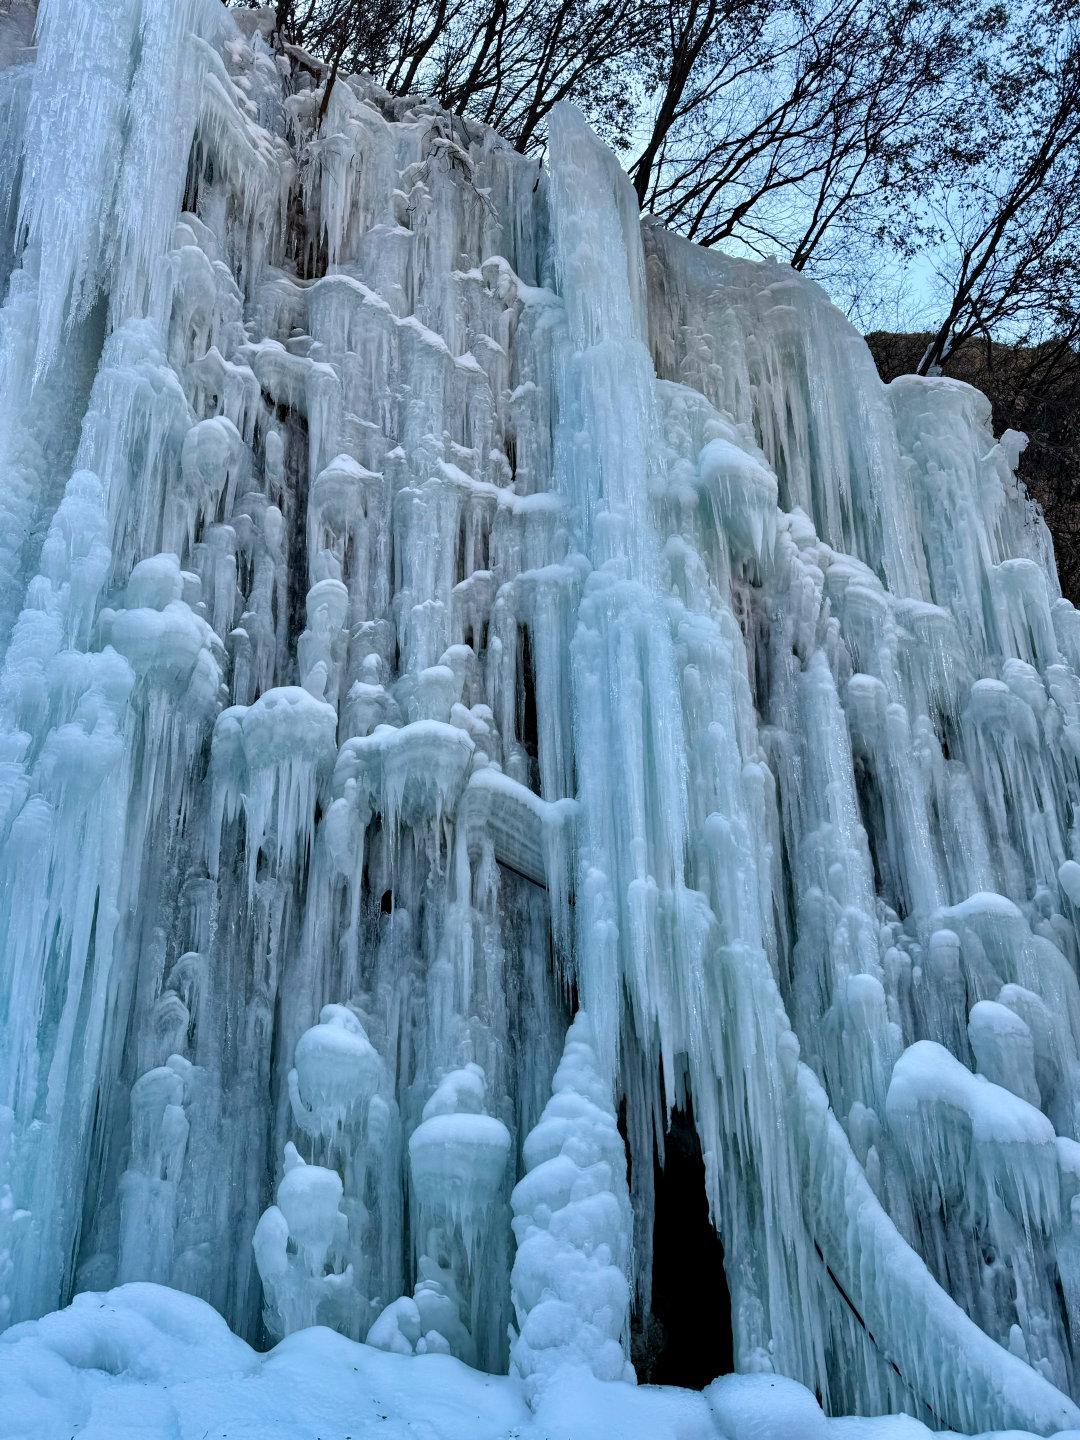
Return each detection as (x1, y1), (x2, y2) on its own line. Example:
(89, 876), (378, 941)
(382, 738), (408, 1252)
(409, 1065), (510, 1215)
(409, 1110), (511, 1208)
(289, 1005), (382, 1134)
(276, 1146), (345, 1273)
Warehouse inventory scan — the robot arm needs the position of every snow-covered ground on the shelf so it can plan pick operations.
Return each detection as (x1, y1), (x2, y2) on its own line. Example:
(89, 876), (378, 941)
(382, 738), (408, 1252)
(4, 1283), (1076, 1440)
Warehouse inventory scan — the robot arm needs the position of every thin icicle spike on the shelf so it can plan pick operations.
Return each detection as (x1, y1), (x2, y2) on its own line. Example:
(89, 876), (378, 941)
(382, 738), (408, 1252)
(2, 10), (1080, 1440)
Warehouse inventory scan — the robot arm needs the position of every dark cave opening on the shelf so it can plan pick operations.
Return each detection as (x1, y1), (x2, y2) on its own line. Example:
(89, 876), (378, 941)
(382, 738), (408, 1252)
(519, 625), (539, 774)
(633, 1099), (733, 1389)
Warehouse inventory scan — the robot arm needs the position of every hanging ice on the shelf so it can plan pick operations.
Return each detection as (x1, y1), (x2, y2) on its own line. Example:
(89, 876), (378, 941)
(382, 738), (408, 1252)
(3, 4), (1080, 1437)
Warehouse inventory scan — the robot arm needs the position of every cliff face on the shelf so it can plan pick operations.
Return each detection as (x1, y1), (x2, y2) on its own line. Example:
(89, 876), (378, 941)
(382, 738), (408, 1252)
(1, 6), (1080, 1436)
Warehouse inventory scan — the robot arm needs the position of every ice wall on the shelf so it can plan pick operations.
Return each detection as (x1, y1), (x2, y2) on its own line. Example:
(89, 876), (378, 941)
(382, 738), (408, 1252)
(2, 3), (1080, 1433)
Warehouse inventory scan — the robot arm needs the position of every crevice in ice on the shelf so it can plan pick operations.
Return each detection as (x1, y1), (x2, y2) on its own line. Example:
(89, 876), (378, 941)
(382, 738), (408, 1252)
(633, 1096), (732, 1390)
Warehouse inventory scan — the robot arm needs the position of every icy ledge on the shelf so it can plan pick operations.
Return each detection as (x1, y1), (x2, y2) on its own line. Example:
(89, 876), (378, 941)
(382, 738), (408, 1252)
(3, 1283), (1079, 1440)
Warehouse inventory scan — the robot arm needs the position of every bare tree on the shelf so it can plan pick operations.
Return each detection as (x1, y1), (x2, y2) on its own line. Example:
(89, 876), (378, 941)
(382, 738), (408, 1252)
(627, 0), (767, 209)
(241, 0), (645, 152)
(916, 7), (1080, 374)
(629, 0), (990, 277)
(433, 0), (646, 152)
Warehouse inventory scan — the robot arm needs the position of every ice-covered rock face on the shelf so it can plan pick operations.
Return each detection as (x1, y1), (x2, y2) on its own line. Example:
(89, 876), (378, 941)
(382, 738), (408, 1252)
(3, 5), (1080, 1436)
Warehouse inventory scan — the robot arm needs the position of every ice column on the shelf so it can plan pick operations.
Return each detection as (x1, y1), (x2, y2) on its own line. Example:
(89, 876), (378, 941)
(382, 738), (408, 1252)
(510, 1012), (635, 1405)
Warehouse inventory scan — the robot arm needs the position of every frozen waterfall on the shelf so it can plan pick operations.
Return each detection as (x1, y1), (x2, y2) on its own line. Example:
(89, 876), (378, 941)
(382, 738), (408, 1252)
(3, 3), (1080, 1436)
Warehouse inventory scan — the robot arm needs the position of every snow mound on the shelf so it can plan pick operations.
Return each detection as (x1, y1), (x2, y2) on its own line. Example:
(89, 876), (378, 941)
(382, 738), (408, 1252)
(5, 1284), (1080, 1440)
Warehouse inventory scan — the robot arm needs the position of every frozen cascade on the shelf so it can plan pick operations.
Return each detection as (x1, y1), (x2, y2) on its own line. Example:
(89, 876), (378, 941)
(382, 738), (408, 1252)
(5, 4), (1080, 1436)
